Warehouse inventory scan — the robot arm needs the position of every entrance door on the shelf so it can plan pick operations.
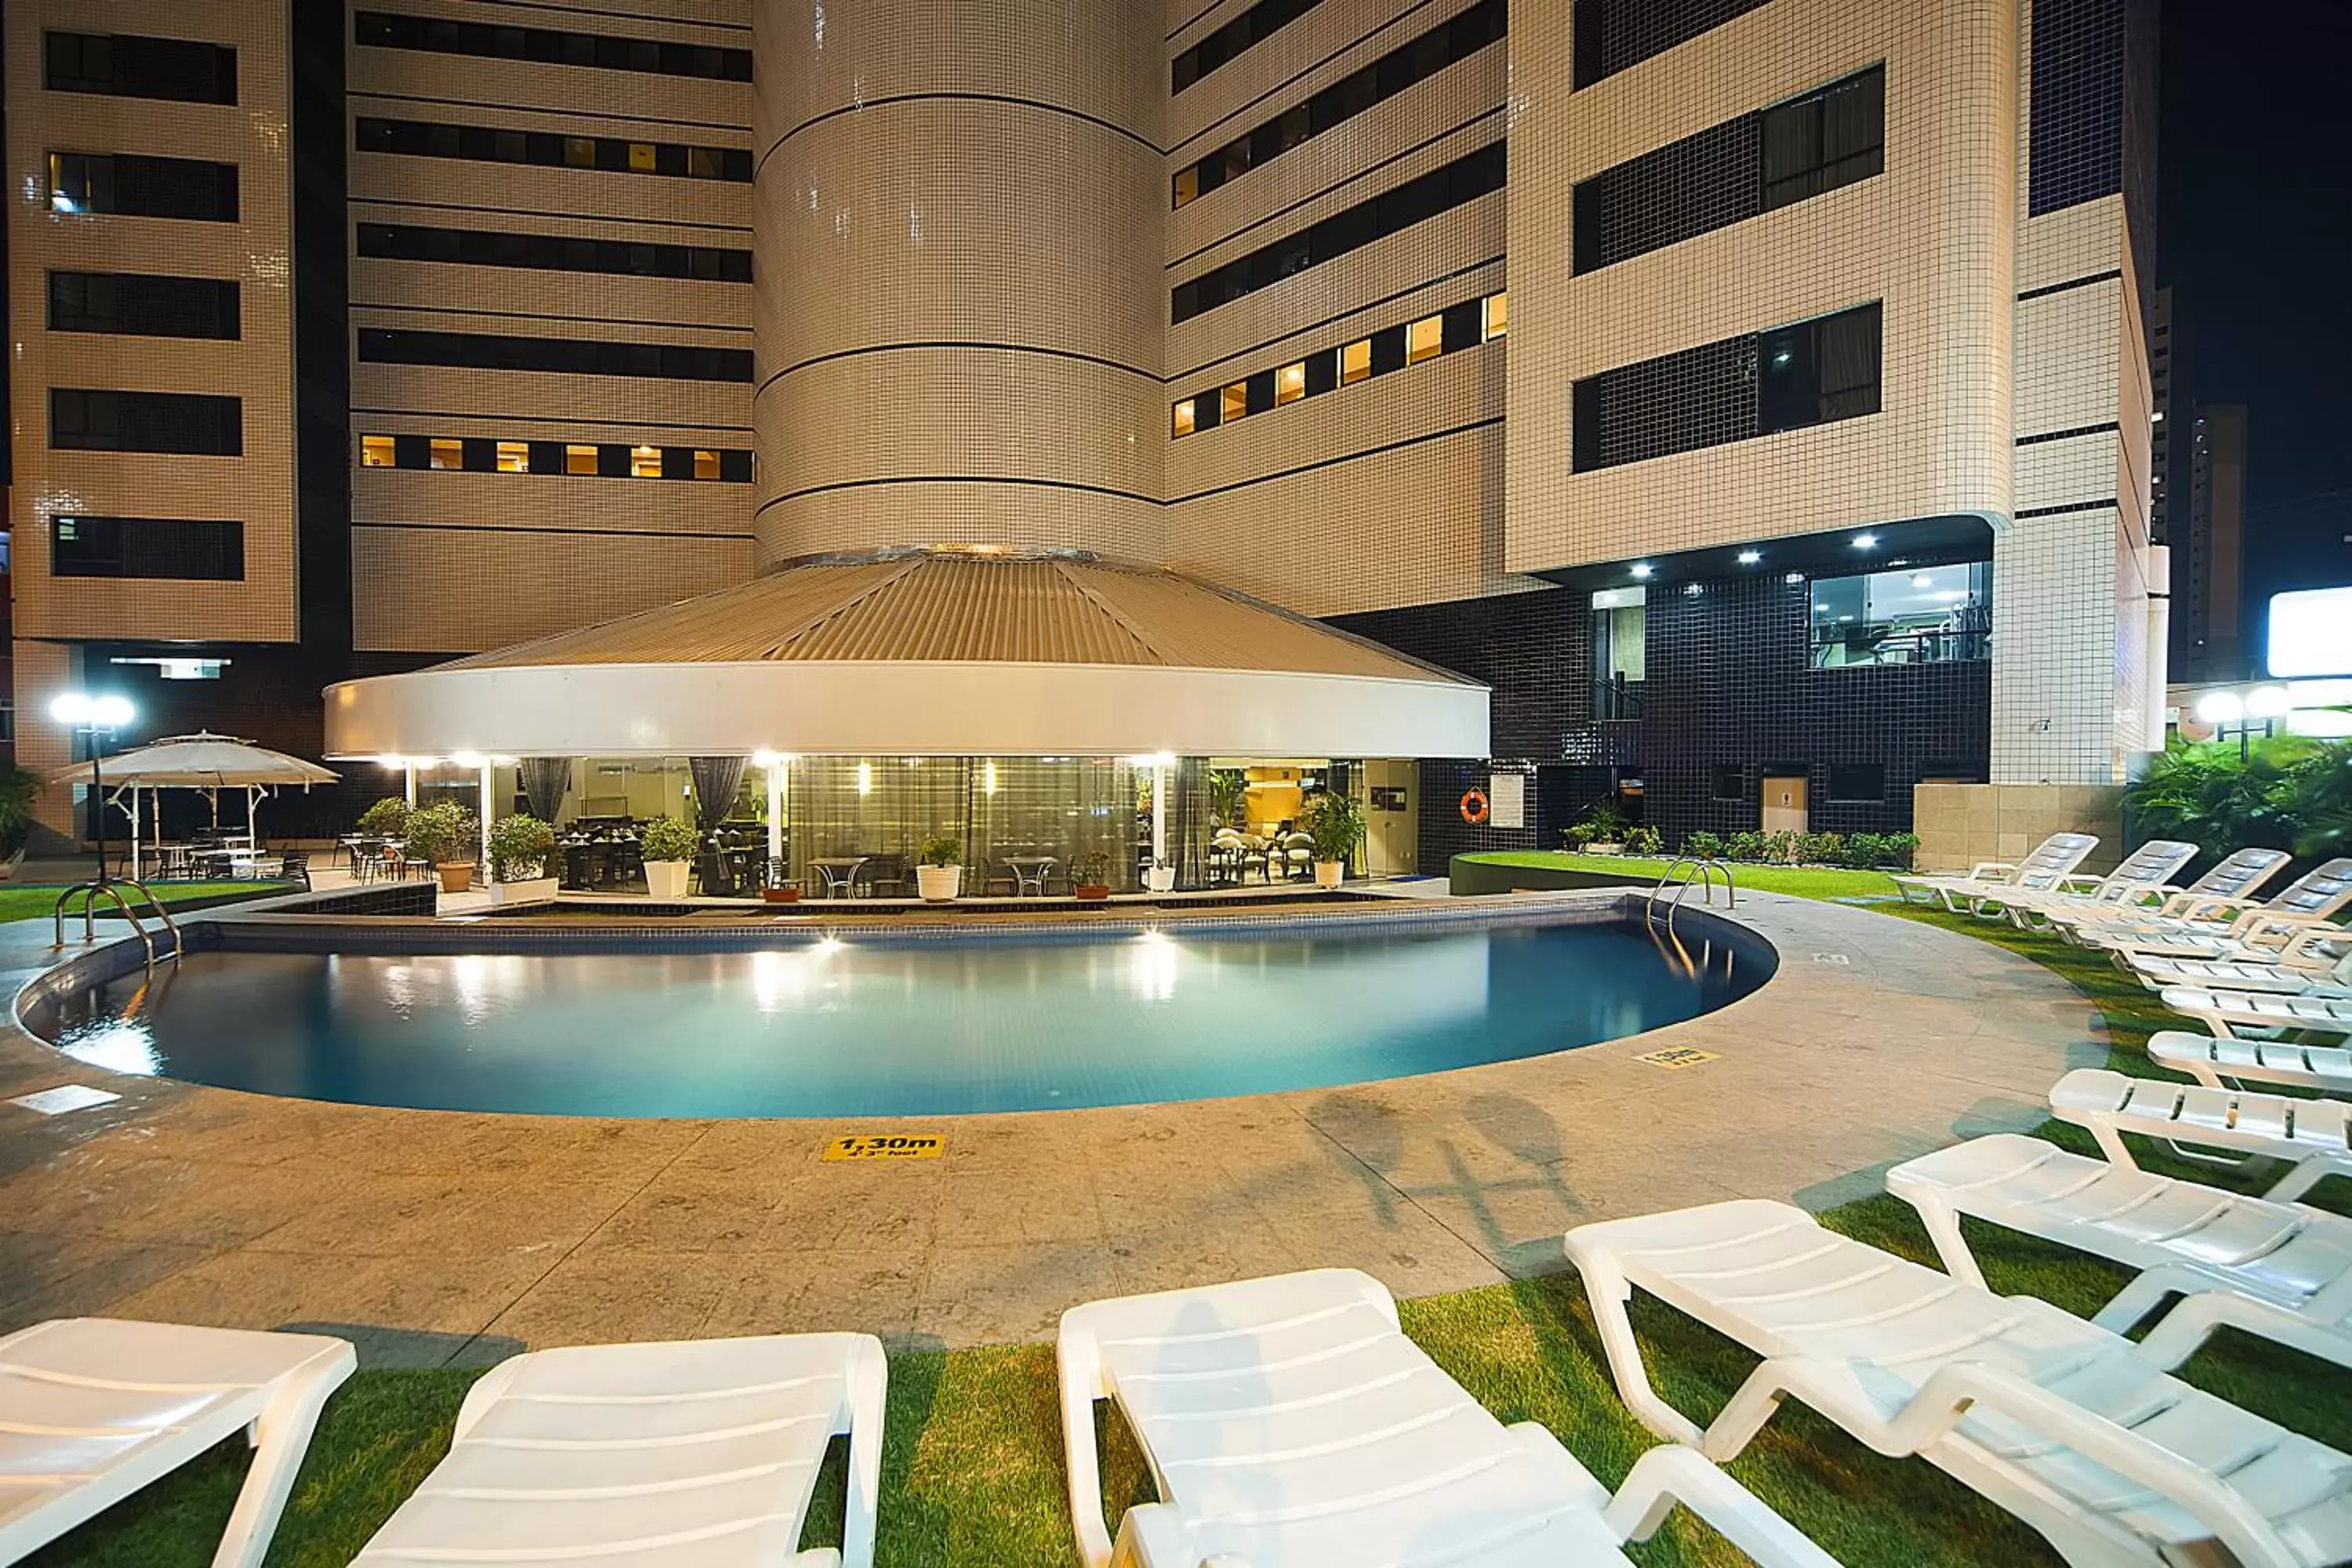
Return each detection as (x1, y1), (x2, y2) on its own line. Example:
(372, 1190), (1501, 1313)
(1762, 773), (1809, 837)
(1363, 759), (1417, 877)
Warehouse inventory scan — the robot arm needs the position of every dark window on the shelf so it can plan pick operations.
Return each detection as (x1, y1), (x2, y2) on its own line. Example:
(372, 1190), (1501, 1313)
(1169, 288), (1503, 434)
(358, 223), (750, 282)
(1573, 303), (1880, 470)
(47, 152), (238, 221)
(1172, 0), (1327, 93)
(353, 12), (750, 81)
(1172, 142), (1505, 323)
(1710, 765), (1746, 801)
(1173, 1), (1504, 207)
(1575, 67), (1882, 274)
(44, 31), (237, 103)
(50, 390), (243, 455)
(357, 329), (753, 382)
(1827, 764), (1886, 803)
(48, 272), (240, 339)
(2028, 0), (2125, 215)
(353, 116), (750, 182)
(52, 516), (244, 580)
(1572, 0), (1772, 87)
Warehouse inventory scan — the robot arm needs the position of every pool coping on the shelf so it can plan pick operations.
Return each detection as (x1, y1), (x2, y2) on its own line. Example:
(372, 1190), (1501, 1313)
(0, 889), (2102, 1363)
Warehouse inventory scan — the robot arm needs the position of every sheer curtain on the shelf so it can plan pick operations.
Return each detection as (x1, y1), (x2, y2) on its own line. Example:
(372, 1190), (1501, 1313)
(688, 756), (749, 832)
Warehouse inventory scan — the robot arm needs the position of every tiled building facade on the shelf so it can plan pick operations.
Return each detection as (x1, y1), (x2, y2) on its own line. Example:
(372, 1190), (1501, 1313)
(6, 0), (2161, 856)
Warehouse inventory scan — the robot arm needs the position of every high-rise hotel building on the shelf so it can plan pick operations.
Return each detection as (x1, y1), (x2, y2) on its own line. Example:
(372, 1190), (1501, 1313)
(6, 0), (2160, 869)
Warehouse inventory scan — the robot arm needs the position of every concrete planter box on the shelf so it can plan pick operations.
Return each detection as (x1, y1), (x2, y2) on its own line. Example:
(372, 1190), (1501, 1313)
(488, 877), (560, 908)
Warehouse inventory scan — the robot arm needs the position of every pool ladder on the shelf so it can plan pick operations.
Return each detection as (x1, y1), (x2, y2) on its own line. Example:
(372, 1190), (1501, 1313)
(1643, 857), (1737, 936)
(54, 878), (183, 975)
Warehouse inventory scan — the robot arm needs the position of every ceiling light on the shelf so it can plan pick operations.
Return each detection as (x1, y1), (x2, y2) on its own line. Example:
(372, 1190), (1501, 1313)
(1682, 583), (1702, 597)
(1737, 550), (1761, 564)
(1852, 533), (1878, 550)
(1911, 573), (1934, 588)
(1784, 572), (1804, 585)
(1630, 564), (1653, 579)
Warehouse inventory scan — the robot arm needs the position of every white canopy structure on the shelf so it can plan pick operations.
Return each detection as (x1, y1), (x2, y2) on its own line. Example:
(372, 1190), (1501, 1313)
(49, 732), (339, 880)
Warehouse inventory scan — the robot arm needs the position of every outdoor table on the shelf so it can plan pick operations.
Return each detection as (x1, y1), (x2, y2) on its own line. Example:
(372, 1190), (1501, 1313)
(1006, 855), (1059, 895)
(810, 855), (867, 898)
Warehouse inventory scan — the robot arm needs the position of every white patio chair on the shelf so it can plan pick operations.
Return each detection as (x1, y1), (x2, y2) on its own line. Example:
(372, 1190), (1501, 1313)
(1887, 1131), (2352, 1370)
(2160, 984), (2352, 1040)
(351, 1332), (886, 1567)
(2067, 857), (2352, 961)
(2040, 844), (2291, 941)
(2147, 1028), (2352, 1094)
(1970, 838), (2198, 927)
(0, 1318), (354, 1568)
(2123, 922), (2352, 994)
(1565, 1199), (2352, 1568)
(2049, 1066), (2352, 1201)
(1057, 1268), (1838, 1568)
(1890, 831), (2098, 911)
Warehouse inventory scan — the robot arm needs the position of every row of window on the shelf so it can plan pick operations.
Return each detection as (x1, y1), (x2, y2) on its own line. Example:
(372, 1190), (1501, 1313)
(1173, 292), (1505, 437)
(1573, 66), (1885, 274)
(354, 12), (751, 82)
(1173, 0), (1327, 93)
(45, 31), (236, 104)
(359, 434), (753, 482)
(354, 117), (752, 183)
(53, 517), (244, 582)
(1172, 140), (1505, 324)
(48, 271), (241, 341)
(1570, 302), (1882, 471)
(357, 329), (753, 383)
(1571, 0), (1771, 89)
(47, 152), (239, 222)
(51, 390), (243, 456)
(1174, 0), (1503, 209)
(358, 223), (753, 283)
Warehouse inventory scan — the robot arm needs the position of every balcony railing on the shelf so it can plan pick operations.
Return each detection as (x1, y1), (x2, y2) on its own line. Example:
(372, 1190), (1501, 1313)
(1592, 676), (1645, 720)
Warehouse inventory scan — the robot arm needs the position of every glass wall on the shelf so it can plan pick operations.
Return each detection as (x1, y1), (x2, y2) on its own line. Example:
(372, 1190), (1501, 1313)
(1809, 561), (1991, 667)
(1591, 585), (1646, 718)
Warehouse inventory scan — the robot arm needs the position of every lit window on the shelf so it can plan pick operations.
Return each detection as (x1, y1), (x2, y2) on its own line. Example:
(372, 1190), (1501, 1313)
(564, 137), (595, 168)
(1171, 399), (1196, 438)
(495, 440), (528, 472)
(694, 448), (720, 479)
(1276, 362), (1305, 405)
(1221, 382), (1248, 423)
(429, 437), (463, 470)
(1341, 339), (1371, 385)
(1172, 166), (1200, 207)
(564, 443), (598, 475)
(629, 143), (657, 171)
(1483, 292), (1508, 341)
(1406, 314), (1443, 365)
(360, 434), (394, 466)
(630, 444), (661, 477)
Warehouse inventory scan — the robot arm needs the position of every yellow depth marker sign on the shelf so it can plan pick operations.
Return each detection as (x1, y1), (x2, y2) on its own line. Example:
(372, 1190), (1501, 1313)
(823, 1133), (946, 1163)
(1634, 1047), (1719, 1071)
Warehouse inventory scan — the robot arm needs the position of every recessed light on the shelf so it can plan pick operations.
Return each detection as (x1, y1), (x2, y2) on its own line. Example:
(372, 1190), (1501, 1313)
(1911, 573), (1934, 588)
(1737, 550), (1762, 564)
(1683, 583), (1702, 597)
(1630, 564), (1653, 579)
(1852, 533), (1878, 550)
(1784, 572), (1804, 585)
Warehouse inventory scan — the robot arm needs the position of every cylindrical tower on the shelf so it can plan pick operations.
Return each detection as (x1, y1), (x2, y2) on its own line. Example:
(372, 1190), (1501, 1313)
(753, 0), (1163, 568)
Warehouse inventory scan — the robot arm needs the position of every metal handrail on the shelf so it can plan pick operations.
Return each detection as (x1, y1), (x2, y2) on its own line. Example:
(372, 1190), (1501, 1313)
(1643, 856), (1737, 936)
(52, 877), (182, 974)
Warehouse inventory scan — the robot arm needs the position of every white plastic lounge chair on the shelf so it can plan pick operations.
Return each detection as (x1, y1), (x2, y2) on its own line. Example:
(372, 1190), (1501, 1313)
(2042, 844), (2291, 939)
(2148, 1028), (2352, 1094)
(1972, 839), (2198, 927)
(2123, 923), (2352, 994)
(1891, 831), (2098, 911)
(1887, 1131), (2352, 1370)
(351, 1332), (886, 1568)
(2049, 1066), (2352, 1201)
(1056, 1268), (1839, 1568)
(0, 1318), (354, 1568)
(2161, 984), (2352, 1040)
(2069, 857), (2352, 961)
(1565, 1199), (2352, 1568)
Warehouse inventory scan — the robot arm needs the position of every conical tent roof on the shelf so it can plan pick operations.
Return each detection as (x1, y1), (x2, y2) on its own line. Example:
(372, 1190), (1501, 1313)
(48, 732), (339, 789)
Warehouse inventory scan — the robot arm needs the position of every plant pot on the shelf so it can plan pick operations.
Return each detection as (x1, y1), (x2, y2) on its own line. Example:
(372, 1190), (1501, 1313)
(1313, 860), (1345, 889)
(1586, 842), (1624, 856)
(916, 864), (962, 902)
(488, 876), (559, 908)
(436, 862), (475, 894)
(1144, 866), (1177, 893)
(644, 859), (691, 900)
(763, 885), (802, 904)
(1074, 884), (1111, 902)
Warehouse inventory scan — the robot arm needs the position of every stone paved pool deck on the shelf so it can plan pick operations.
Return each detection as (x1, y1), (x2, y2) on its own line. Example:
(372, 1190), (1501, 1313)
(0, 891), (2101, 1365)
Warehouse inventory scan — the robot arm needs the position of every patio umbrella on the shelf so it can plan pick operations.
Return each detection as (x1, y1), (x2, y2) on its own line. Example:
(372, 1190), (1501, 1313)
(47, 732), (339, 880)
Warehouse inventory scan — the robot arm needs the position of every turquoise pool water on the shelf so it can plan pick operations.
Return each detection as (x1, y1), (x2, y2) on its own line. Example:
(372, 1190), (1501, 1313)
(33, 920), (1766, 1117)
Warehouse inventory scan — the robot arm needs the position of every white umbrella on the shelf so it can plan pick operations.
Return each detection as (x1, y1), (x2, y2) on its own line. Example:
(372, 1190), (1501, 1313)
(48, 732), (339, 880)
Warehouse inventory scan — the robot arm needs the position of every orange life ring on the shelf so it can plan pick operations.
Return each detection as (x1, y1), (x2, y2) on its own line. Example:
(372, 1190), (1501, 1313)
(1460, 787), (1490, 825)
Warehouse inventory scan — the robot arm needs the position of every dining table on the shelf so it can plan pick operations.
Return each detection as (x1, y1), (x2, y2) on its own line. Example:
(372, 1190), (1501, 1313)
(809, 855), (868, 898)
(1004, 855), (1060, 895)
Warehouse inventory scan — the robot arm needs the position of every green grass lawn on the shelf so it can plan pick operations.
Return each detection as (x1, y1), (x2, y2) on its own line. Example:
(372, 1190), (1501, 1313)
(25, 900), (2351, 1566)
(0, 881), (287, 925)
(1465, 848), (1905, 902)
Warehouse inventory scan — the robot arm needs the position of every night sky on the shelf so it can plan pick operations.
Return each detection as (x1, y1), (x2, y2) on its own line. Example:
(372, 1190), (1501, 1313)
(2160, 0), (2352, 648)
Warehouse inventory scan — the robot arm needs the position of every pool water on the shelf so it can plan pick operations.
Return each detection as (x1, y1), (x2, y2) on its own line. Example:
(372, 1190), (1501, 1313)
(35, 921), (1765, 1118)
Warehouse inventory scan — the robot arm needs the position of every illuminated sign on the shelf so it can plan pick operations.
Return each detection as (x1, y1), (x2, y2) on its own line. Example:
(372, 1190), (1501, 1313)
(2269, 587), (2352, 677)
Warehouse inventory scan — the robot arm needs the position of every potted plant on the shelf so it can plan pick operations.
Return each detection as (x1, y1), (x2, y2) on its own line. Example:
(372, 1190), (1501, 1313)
(1073, 849), (1112, 900)
(639, 815), (699, 900)
(355, 796), (411, 839)
(487, 812), (560, 906)
(1625, 825), (1662, 857)
(404, 800), (481, 893)
(1305, 793), (1365, 888)
(916, 835), (964, 901)
(1144, 858), (1177, 893)
(1581, 801), (1629, 855)
(1208, 768), (1247, 830)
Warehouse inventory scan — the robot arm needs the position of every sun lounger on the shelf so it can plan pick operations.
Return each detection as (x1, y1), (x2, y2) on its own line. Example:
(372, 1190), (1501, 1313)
(2042, 845), (2290, 939)
(0, 1317), (354, 1568)
(1887, 1131), (2352, 1369)
(2148, 1028), (2352, 1094)
(2049, 1066), (2352, 1201)
(2067, 857), (2352, 961)
(2161, 984), (2352, 1040)
(1890, 831), (2098, 912)
(1971, 839), (2197, 927)
(1057, 1268), (1838, 1568)
(351, 1333), (887, 1568)
(2123, 923), (2352, 993)
(1566, 1198), (2352, 1567)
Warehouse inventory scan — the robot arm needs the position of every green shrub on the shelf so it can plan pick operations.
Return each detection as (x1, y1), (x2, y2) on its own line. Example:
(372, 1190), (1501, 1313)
(919, 835), (964, 868)
(1076, 848), (1113, 887)
(355, 797), (411, 838)
(1761, 830), (1801, 863)
(1683, 829), (1725, 859)
(1724, 830), (1766, 862)
(1580, 800), (1630, 841)
(0, 767), (38, 859)
(1561, 825), (1595, 851)
(1306, 793), (1367, 862)
(1799, 830), (1846, 866)
(639, 815), (699, 863)
(401, 801), (480, 866)
(488, 813), (556, 881)
(1882, 831), (1919, 870)
(1844, 831), (1886, 869)
(1625, 825), (1662, 855)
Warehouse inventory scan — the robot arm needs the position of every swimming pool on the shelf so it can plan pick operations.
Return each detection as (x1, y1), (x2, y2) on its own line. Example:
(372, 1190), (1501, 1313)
(23, 911), (1770, 1118)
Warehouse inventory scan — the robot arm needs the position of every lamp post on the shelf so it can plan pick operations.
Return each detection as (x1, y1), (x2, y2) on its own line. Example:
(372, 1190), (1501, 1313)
(52, 693), (135, 884)
(2196, 687), (2292, 761)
